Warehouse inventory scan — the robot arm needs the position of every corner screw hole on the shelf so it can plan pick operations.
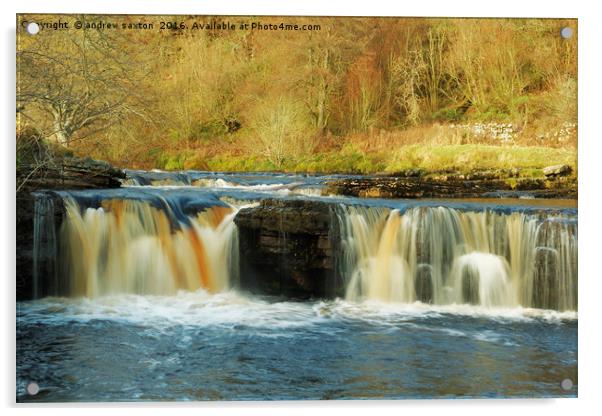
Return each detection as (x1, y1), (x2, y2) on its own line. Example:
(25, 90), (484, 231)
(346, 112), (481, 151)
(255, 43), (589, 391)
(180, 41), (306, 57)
(560, 27), (573, 39)
(26, 22), (40, 36)
(27, 382), (39, 395)
(560, 378), (573, 391)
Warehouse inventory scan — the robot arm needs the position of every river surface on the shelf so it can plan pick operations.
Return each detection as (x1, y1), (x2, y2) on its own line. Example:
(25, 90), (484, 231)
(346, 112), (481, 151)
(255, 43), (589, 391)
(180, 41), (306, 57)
(17, 292), (577, 401)
(17, 171), (578, 402)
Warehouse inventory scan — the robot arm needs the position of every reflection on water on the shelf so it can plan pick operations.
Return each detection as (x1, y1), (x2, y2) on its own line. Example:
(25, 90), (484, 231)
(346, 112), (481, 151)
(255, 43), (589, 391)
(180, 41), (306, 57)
(17, 291), (577, 401)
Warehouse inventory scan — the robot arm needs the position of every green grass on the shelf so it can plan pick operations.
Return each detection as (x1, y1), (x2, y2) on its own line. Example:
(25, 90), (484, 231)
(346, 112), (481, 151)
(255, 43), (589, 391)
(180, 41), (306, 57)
(206, 156), (278, 172)
(384, 144), (577, 174)
(154, 143), (576, 177)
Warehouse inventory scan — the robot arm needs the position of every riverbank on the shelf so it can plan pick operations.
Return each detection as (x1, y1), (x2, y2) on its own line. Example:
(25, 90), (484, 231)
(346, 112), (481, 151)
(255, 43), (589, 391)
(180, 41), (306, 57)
(120, 140), (577, 177)
(197, 142), (577, 177)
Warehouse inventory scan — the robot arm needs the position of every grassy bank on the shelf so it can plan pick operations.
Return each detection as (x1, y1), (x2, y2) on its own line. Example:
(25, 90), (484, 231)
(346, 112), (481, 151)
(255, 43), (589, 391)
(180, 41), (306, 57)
(149, 143), (577, 177)
(199, 144), (576, 176)
(141, 121), (577, 176)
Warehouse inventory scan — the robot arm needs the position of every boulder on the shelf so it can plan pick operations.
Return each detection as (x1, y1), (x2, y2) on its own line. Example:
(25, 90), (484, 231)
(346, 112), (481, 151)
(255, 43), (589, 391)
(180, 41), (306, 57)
(543, 164), (572, 177)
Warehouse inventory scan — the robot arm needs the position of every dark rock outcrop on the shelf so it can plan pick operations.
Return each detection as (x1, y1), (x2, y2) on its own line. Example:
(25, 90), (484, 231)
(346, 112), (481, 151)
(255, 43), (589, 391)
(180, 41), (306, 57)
(533, 247), (559, 310)
(414, 264), (433, 304)
(234, 199), (343, 299)
(17, 157), (125, 191)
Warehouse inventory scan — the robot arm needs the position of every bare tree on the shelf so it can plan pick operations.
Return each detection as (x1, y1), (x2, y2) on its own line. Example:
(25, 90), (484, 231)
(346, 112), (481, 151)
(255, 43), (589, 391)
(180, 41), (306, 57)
(17, 15), (151, 146)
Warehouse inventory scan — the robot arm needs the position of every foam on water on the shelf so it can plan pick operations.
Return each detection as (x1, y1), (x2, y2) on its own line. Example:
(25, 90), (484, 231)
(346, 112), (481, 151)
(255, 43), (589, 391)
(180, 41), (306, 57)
(317, 297), (577, 323)
(17, 291), (324, 330)
(17, 290), (576, 335)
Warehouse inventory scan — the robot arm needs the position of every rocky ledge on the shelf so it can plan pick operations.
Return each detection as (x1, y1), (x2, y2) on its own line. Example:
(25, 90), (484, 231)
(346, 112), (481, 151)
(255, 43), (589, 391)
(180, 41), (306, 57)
(324, 166), (577, 199)
(17, 157), (125, 191)
(233, 198), (577, 303)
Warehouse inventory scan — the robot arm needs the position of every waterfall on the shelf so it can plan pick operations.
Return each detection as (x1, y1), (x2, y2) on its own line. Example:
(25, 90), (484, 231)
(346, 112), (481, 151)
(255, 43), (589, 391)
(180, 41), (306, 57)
(32, 193), (58, 298)
(450, 252), (516, 307)
(337, 205), (577, 311)
(34, 195), (240, 298)
(30, 188), (577, 312)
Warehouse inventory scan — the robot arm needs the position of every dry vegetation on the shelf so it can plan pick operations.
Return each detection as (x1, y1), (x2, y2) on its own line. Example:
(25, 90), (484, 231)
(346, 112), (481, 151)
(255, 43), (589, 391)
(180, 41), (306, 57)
(17, 16), (577, 175)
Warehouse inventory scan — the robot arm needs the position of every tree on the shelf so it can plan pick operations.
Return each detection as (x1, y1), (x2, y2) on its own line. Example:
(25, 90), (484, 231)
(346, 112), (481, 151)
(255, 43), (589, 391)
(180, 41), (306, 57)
(251, 96), (315, 168)
(17, 15), (151, 146)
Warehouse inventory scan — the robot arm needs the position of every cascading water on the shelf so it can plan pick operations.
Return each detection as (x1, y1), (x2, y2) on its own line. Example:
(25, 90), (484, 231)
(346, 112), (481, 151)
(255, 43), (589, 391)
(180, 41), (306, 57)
(32, 194), (240, 298)
(121, 170), (325, 195)
(338, 205), (577, 311)
(450, 252), (516, 308)
(31, 184), (577, 312)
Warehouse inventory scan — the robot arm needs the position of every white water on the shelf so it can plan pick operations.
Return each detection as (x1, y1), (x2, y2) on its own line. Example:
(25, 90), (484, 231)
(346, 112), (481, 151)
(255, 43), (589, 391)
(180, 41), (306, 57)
(338, 206), (577, 311)
(450, 252), (517, 308)
(18, 290), (576, 332)
(123, 177), (324, 196)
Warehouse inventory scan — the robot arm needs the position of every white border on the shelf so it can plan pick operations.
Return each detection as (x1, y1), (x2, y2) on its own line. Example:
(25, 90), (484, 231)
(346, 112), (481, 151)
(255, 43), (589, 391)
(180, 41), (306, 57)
(6, 0), (586, 18)
(3, 1), (601, 415)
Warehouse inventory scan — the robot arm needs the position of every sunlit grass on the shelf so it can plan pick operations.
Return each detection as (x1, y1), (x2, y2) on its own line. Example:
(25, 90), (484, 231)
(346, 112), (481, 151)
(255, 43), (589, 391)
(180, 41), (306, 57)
(385, 144), (577, 174)
(189, 143), (577, 176)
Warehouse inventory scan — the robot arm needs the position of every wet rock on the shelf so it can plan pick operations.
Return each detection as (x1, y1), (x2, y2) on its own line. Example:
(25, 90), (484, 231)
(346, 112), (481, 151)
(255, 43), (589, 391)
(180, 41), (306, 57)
(17, 156), (125, 190)
(461, 267), (480, 305)
(234, 199), (343, 299)
(325, 176), (507, 199)
(532, 247), (559, 310)
(543, 164), (572, 177)
(325, 169), (577, 199)
(376, 169), (423, 178)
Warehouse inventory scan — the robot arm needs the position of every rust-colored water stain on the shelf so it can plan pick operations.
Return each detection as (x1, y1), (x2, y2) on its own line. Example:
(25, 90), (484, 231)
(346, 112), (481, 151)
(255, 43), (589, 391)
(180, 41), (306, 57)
(188, 228), (214, 292)
(201, 206), (233, 229)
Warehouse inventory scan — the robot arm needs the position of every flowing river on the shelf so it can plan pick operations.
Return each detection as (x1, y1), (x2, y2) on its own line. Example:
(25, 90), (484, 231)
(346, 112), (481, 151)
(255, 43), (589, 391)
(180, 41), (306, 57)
(17, 171), (578, 401)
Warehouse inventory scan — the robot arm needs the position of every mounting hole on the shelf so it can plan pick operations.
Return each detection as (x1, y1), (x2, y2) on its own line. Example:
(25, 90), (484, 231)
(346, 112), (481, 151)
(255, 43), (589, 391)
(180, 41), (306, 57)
(26, 382), (39, 395)
(560, 27), (573, 39)
(26, 22), (40, 35)
(560, 378), (573, 391)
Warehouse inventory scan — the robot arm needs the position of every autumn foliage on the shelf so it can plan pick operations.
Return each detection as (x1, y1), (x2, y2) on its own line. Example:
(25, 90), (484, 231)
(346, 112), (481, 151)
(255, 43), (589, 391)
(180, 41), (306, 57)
(17, 15), (577, 173)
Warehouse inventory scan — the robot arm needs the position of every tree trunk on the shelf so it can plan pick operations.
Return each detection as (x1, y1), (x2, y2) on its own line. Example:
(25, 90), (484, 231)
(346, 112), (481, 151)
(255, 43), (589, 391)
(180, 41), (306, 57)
(52, 116), (71, 146)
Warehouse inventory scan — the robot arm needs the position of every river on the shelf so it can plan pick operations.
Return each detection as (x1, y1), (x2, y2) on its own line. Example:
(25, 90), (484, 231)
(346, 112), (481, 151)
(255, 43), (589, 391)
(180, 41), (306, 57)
(16, 171), (578, 401)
